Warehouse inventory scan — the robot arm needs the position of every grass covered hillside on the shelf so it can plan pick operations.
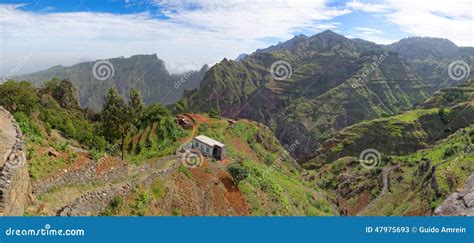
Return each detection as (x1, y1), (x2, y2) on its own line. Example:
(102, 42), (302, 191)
(388, 37), (474, 88)
(306, 101), (474, 169)
(361, 125), (474, 216)
(0, 79), (334, 216)
(307, 125), (473, 216)
(0, 79), (106, 180)
(421, 78), (474, 109)
(105, 114), (335, 216)
(304, 95), (474, 215)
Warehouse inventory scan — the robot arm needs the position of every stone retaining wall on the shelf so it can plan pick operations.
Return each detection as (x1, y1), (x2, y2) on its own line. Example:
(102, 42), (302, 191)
(0, 107), (29, 216)
(58, 157), (179, 216)
(33, 155), (179, 195)
(32, 161), (130, 194)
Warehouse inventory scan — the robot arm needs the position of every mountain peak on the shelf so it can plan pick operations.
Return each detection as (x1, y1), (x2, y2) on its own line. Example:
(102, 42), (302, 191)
(319, 29), (338, 35)
(397, 36), (457, 47)
(127, 53), (160, 60)
(199, 64), (210, 73)
(311, 30), (347, 42)
(255, 34), (309, 54)
(389, 37), (460, 59)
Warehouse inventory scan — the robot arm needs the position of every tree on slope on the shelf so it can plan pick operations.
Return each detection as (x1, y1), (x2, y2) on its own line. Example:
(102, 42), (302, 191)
(102, 87), (144, 160)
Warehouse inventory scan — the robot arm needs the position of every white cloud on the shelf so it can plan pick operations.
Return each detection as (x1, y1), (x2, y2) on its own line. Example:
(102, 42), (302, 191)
(1, 0), (472, 77)
(347, 0), (473, 46)
(355, 27), (383, 35)
(350, 27), (395, 44)
(0, 1), (349, 76)
(346, 0), (388, 13)
(386, 0), (473, 46)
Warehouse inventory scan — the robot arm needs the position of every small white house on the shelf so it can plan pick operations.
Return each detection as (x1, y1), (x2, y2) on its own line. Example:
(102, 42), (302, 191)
(192, 135), (226, 160)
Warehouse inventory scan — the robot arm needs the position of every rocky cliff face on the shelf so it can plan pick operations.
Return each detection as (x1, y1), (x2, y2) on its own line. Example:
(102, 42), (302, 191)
(435, 173), (474, 216)
(0, 106), (29, 216)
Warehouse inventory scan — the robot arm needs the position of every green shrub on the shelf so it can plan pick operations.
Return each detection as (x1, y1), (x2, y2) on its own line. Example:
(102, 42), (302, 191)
(135, 142), (142, 155)
(209, 108), (220, 118)
(264, 155), (274, 165)
(178, 165), (192, 179)
(69, 151), (77, 159)
(144, 135), (152, 148)
(127, 140), (134, 154)
(172, 208), (181, 216)
(100, 195), (124, 216)
(45, 122), (52, 135)
(131, 192), (149, 216)
(14, 112), (42, 139)
(59, 142), (68, 152)
(111, 195), (124, 208)
(443, 146), (459, 158)
(26, 148), (35, 160)
(149, 178), (166, 201)
(90, 149), (103, 162)
(227, 162), (248, 184)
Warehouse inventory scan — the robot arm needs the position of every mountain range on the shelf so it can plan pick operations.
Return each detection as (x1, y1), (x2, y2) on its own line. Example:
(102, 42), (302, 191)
(185, 30), (474, 162)
(10, 54), (208, 111)
(2, 30), (473, 216)
(8, 30), (474, 164)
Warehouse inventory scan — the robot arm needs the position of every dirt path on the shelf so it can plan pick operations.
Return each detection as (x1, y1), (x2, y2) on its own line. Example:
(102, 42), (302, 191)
(0, 107), (18, 167)
(357, 165), (398, 215)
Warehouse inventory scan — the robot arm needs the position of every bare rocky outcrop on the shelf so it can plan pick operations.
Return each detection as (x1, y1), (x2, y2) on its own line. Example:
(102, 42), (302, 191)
(434, 173), (474, 216)
(412, 158), (441, 198)
(0, 106), (29, 216)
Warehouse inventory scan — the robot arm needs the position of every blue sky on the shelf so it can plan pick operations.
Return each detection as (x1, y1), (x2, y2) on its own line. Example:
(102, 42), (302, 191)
(1, 0), (472, 76)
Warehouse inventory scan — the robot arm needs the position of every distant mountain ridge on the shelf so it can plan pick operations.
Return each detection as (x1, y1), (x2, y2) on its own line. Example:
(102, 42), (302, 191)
(387, 37), (474, 88)
(11, 54), (208, 111)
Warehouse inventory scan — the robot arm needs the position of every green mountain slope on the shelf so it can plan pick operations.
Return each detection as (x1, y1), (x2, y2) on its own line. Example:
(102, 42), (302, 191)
(117, 115), (335, 216)
(306, 101), (474, 169)
(1, 79), (334, 216)
(186, 30), (432, 162)
(303, 80), (474, 215)
(307, 124), (473, 216)
(11, 54), (208, 111)
(388, 37), (474, 88)
(420, 78), (474, 108)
